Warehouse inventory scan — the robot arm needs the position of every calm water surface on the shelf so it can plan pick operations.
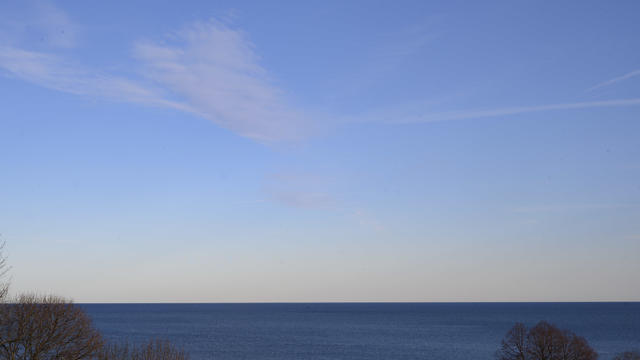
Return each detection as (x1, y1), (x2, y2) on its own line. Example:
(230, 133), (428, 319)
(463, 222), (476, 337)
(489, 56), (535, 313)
(82, 303), (640, 360)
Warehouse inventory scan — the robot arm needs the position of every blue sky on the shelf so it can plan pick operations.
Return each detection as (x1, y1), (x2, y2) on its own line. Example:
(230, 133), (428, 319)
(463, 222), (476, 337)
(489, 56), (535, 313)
(1, 0), (639, 302)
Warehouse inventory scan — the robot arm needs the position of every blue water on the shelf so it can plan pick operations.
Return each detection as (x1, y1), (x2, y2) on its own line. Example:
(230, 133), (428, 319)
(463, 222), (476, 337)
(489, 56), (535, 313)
(82, 303), (640, 360)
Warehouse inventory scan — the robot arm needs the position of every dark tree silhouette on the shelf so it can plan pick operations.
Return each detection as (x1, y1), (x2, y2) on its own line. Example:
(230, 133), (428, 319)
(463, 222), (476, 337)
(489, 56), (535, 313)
(497, 321), (597, 360)
(0, 241), (10, 300)
(499, 322), (528, 360)
(0, 241), (189, 359)
(0, 293), (189, 360)
(0, 294), (104, 359)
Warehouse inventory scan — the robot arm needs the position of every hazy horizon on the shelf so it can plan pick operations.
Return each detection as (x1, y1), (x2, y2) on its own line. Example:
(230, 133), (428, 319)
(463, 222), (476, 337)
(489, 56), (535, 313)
(1, 0), (639, 303)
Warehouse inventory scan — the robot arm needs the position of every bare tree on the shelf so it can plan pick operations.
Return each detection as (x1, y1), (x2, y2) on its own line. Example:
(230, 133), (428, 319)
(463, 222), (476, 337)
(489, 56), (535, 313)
(96, 339), (189, 360)
(0, 294), (104, 360)
(0, 241), (189, 359)
(0, 240), (10, 300)
(526, 321), (566, 360)
(497, 321), (597, 360)
(0, 292), (190, 360)
(562, 334), (597, 360)
(498, 322), (528, 360)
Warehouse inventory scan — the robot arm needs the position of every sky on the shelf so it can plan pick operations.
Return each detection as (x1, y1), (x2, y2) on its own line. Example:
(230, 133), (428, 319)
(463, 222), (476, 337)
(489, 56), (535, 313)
(0, 0), (639, 302)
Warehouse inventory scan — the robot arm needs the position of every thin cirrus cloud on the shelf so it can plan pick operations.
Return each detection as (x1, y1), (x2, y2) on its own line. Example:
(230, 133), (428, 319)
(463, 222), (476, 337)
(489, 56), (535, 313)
(0, 1), (156, 103)
(384, 98), (640, 124)
(265, 172), (336, 210)
(1, 1), (639, 141)
(0, 46), (187, 110)
(0, 4), (309, 141)
(586, 69), (640, 92)
(133, 21), (310, 141)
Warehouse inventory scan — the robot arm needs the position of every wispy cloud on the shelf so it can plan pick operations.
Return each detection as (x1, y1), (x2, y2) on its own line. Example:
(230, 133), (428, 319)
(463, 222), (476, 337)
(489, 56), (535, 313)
(587, 69), (640, 92)
(386, 98), (640, 124)
(2, 2), (638, 141)
(265, 172), (336, 210)
(0, 3), (309, 142)
(0, 46), (187, 110)
(513, 202), (638, 214)
(263, 172), (386, 231)
(134, 20), (310, 141)
(271, 191), (334, 210)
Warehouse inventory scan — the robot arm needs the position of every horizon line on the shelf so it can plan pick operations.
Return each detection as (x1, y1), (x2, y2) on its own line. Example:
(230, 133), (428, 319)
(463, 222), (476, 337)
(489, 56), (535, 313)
(74, 300), (640, 304)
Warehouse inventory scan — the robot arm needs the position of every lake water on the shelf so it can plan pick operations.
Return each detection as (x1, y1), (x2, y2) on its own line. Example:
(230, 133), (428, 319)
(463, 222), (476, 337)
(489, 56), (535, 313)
(82, 303), (640, 360)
